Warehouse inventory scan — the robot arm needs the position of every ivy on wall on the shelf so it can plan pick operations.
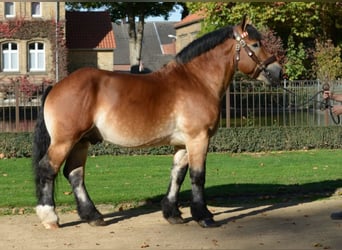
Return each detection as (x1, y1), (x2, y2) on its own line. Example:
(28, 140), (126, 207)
(0, 18), (68, 81)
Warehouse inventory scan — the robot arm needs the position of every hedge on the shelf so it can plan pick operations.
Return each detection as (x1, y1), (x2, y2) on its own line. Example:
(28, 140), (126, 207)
(0, 127), (341, 158)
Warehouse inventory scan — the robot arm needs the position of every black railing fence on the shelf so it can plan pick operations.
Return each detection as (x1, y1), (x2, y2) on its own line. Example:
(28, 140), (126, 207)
(0, 80), (51, 132)
(1, 79), (341, 132)
(223, 79), (342, 128)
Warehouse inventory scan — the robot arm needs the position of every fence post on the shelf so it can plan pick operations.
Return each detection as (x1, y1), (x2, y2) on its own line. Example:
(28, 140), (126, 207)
(283, 79), (287, 126)
(15, 80), (19, 132)
(226, 87), (230, 128)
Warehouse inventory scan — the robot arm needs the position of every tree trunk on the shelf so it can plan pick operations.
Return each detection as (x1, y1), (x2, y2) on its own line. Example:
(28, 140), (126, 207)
(127, 14), (138, 66)
(136, 14), (144, 70)
(127, 11), (145, 69)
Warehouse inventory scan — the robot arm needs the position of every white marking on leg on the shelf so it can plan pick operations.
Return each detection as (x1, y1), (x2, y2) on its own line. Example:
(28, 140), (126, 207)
(36, 205), (59, 229)
(167, 166), (181, 203)
(173, 149), (188, 167)
(167, 150), (188, 202)
(69, 167), (87, 203)
(74, 185), (87, 203)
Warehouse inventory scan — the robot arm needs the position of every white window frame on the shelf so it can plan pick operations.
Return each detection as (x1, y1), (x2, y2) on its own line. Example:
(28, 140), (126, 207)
(2, 42), (19, 72)
(31, 2), (42, 18)
(28, 42), (45, 72)
(4, 2), (15, 18)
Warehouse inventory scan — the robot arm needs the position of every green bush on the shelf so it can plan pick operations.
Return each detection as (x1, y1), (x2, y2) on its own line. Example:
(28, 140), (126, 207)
(210, 127), (342, 153)
(0, 127), (341, 158)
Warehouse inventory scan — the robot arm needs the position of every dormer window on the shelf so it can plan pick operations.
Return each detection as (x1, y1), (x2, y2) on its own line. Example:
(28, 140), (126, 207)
(31, 2), (41, 17)
(5, 2), (15, 18)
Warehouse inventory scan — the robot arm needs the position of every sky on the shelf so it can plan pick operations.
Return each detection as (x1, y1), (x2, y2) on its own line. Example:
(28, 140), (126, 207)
(145, 5), (182, 22)
(68, 4), (183, 23)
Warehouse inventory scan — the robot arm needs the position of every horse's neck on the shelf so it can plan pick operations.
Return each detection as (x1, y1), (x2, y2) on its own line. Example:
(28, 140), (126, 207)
(183, 41), (235, 99)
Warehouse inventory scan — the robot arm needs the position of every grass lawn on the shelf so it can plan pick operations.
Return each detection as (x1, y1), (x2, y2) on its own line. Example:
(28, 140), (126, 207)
(0, 149), (341, 214)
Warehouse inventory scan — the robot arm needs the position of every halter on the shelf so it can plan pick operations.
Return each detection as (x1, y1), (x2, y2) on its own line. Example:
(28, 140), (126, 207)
(233, 27), (278, 85)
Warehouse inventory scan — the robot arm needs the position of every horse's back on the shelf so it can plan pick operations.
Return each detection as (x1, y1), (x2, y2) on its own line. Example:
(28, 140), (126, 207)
(44, 67), (180, 147)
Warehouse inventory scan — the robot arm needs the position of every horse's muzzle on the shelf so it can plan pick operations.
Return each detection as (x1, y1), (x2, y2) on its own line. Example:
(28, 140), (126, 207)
(258, 62), (283, 86)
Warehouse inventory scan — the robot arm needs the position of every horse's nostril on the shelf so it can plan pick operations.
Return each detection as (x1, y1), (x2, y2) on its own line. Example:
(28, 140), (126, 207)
(279, 69), (283, 79)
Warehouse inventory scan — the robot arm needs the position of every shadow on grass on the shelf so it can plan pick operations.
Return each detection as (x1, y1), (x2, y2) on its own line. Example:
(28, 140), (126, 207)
(60, 179), (342, 228)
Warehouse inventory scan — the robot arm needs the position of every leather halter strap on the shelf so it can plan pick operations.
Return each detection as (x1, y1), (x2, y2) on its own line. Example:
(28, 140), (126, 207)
(233, 27), (277, 81)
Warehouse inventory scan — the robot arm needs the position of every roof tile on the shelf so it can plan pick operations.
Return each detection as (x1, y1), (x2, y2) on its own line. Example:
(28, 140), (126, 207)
(174, 12), (205, 29)
(66, 11), (116, 49)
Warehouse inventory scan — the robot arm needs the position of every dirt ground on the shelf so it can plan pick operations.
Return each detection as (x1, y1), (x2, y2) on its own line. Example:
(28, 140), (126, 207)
(1, 197), (342, 250)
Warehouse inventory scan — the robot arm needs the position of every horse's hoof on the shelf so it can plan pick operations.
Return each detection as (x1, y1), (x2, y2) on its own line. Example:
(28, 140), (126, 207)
(331, 212), (342, 220)
(42, 222), (59, 229)
(197, 218), (219, 228)
(166, 216), (185, 224)
(88, 218), (107, 227)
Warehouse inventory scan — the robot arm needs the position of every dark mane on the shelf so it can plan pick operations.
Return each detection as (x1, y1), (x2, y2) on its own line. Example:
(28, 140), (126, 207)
(245, 24), (262, 41)
(175, 24), (261, 64)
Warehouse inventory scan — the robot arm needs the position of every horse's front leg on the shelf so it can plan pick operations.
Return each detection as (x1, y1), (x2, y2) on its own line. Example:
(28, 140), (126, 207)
(187, 136), (217, 228)
(161, 149), (188, 224)
(63, 140), (105, 226)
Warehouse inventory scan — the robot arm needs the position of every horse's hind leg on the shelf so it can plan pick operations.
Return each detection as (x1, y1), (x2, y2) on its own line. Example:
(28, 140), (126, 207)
(63, 140), (105, 226)
(35, 154), (59, 229)
(35, 142), (73, 229)
(161, 149), (188, 224)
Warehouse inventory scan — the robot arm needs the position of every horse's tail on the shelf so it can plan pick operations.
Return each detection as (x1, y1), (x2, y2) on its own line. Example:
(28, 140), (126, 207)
(32, 86), (53, 182)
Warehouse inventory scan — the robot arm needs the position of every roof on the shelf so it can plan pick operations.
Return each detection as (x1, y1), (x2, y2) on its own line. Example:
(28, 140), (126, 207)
(162, 43), (176, 55)
(66, 11), (116, 49)
(174, 12), (205, 29)
(113, 22), (176, 71)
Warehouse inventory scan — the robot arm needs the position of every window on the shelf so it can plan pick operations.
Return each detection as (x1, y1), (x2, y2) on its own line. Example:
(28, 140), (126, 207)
(2, 42), (18, 72)
(28, 42), (45, 71)
(31, 2), (41, 17)
(4, 2), (15, 18)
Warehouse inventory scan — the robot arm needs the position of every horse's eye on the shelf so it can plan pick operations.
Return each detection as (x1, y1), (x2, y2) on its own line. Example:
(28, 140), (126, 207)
(252, 42), (260, 48)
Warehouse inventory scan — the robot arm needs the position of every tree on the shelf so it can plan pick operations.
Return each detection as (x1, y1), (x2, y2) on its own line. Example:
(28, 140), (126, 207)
(67, 2), (177, 68)
(187, 2), (342, 80)
(187, 2), (340, 41)
(314, 39), (342, 85)
(285, 36), (306, 80)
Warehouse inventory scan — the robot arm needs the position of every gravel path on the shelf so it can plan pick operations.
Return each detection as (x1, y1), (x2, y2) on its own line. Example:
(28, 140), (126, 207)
(1, 197), (342, 249)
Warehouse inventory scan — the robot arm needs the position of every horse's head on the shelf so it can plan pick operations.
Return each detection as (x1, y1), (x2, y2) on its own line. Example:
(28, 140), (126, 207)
(233, 16), (282, 86)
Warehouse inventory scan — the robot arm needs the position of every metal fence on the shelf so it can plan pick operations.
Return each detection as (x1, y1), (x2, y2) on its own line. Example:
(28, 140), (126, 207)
(0, 80), (49, 132)
(1, 79), (342, 132)
(221, 79), (342, 128)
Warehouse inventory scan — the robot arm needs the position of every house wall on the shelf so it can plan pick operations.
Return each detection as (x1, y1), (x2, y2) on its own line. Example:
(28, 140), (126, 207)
(0, 2), (65, 84)
(0, 2), (65, 21)
(68, 50), (114, 72)
(0, 38), (53, 83)
(175, 22), (202, 53)
(97, 51), (114, 71)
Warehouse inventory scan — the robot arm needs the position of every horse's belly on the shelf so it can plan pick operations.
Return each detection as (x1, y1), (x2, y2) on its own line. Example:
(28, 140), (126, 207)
(95, 118), (181, 148)
(103, 132), (169, 148)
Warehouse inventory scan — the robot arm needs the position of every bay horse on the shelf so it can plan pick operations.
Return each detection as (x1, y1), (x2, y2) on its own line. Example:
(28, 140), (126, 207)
(33, 16), (282, 229)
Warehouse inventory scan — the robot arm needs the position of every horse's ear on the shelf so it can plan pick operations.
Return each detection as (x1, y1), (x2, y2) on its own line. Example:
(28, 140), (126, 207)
(240, 14), (249, 31)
